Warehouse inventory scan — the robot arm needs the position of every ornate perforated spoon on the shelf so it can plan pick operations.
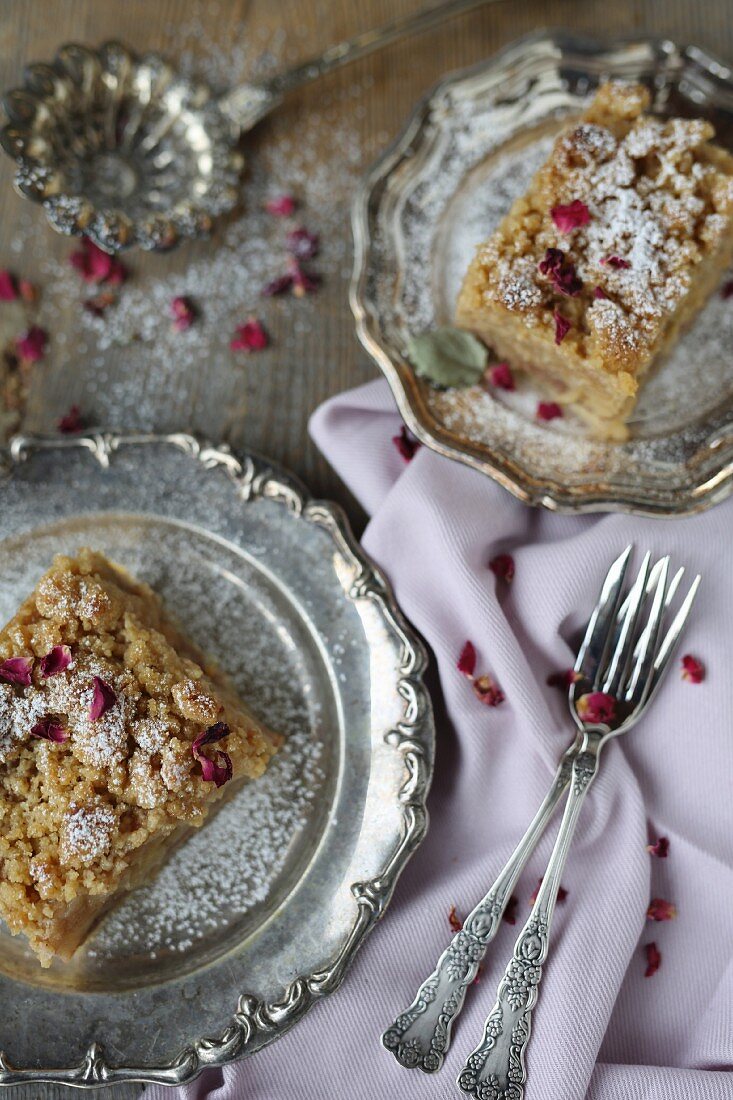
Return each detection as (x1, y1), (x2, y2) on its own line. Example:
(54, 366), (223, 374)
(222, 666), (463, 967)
(0, 0), (492, 252)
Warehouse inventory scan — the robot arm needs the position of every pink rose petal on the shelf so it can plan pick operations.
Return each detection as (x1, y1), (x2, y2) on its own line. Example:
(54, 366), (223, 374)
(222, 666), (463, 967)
(57, 405), (84, 433)
(473, 674), (504, 706)
(192, 721), (232, 788)
(0, 656), (33, 686)
(647, 897), (676, 922)
(644, 941), (661, 977)
(171, 296), (196, 332)
(647, 836), (669, 858)
(262, 273), (294, 297)
(551, 200), (590, 233)
(392, 425), (420, 462)
(554, 311), (571, 345)
(537, 401), (563, 422)
(0, 270), (19, 301)
(600, 255), (631, 270)
(265, 194), (296, 217)
(457, 641), (477, 677)
(681, 654), (704, 683)
(488, 362), (515, 391)
(448, 905), (463, 932)
(230, 319), (269, 352)
(31, 718), (69, 743)
(285, 227), (320, 260)
(576, 690), (616, 724)
(16, 326), (47, 362)
(593, 286), (609, 300)
(70, 238), (127, 285)
(40, 645), (73, 678)
(89, 676), (117, 720)
(489, 553), (514, 582)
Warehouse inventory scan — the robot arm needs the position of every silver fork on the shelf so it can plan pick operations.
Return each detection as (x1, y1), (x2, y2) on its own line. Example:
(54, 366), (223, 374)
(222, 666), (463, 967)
(382, 547), (689, 1073)
(457, 551), (700, 1099)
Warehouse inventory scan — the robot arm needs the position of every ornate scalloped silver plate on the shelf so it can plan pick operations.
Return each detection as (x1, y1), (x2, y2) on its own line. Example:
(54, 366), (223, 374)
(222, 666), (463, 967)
(351, 31), (733, 515)
(0, 432), (434, 1088)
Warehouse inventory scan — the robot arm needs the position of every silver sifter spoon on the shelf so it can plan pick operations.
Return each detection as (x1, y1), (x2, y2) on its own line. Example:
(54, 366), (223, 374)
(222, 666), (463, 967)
(0, 0), (495, 252)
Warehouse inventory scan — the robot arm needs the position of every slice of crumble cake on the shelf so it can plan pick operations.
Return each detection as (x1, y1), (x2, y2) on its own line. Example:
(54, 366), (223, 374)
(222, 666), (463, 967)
(456, 81), (733, 439)
(0, 549), (279, 966)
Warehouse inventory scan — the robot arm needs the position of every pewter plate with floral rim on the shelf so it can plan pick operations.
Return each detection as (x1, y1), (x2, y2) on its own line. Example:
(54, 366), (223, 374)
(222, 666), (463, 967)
(351, 30), (733, 516)
(0, 432), (434, 1088)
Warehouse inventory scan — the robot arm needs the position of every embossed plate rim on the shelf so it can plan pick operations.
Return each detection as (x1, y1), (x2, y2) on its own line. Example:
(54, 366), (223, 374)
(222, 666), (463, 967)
(0, 430), (435, 1088)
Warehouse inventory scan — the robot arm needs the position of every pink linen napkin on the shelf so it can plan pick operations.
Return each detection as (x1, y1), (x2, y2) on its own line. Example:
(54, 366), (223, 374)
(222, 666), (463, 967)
(150, 379), (732, 1100)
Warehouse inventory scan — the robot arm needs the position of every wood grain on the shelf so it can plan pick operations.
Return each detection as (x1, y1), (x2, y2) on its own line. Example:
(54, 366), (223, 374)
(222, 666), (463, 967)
(0, 2), (731, 1098)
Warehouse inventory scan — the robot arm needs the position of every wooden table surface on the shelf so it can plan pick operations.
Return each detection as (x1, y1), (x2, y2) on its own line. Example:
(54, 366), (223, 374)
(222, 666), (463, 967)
(1, 1), (732, 1098)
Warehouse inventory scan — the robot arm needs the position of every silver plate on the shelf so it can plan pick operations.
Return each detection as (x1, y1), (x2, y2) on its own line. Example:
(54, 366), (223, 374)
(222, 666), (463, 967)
(0, 432), (434, 1088)
(351, 31), (733, 516)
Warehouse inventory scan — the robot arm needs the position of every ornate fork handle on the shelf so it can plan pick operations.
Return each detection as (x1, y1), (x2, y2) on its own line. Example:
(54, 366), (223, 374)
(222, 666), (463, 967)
(457, 740), (601, 1099)
(382, 746), (577, 1073)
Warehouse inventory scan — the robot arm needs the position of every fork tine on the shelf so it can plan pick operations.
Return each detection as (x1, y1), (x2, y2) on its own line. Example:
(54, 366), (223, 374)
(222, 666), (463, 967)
(653, 573), (701, 678)
(601, 550), (651, 695)
(573, 546), (632, 685)
(628, 563), (682, 669)
(624, 557), (669, 703)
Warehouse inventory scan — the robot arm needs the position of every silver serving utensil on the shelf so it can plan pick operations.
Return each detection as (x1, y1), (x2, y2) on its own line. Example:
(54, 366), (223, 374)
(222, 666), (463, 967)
(382, 547), (689, 1073)
(0, 0), (493, 253)
(457, 551), (700, 1099)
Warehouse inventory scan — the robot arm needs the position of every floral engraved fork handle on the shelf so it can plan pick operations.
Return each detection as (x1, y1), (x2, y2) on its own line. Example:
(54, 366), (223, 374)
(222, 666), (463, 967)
(457, 746), (600, 1099)
(382, 750), (577, 1073)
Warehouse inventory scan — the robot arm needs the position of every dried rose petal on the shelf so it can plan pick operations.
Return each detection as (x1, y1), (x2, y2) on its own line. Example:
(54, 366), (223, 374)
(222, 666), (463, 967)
(600, 255), (631, 270)
(393, 425), (420, 462)
(457, 641), (477, 678)
(547, 668), (582, 689)
(18, 278), (37, 304)
(503, 895), (518, 925)
(473, 674), (504, 707)
(538, 248), (582, 296)
(489, 553), (515, 582)
(538, 248), (565, 277)
(488, 362), (515, 391)
(230, 319), (269, 352)
(89, 676), (117, 720)
(0, 656), (33, 686)
(83, 290), (116, 317)
(31, 718), (69, 743)
(40, 645), (73, 678)
(647, 836), (669, 858)
(261, 273), (294, 297)
(285, 226), (320, 260)
(192, 721), (232, 788)
(554, 312), (571, 345)
(288, 257), (321, 297)
(57, 405), (84, 433)
(551, 200), (590, 233)
(529, 877), (568, 905)
(647, 897), (676, 922)
(644, 942), (661, 977)
(448, 905), (463, 933)
(593, 286), (609, 300)
(537, 401), (563, 422)
(576, 691), (616, 724)
(681, 654), (704, 683)
(0, 270), (18, 301)
(721, 279), (733, 300)
(265, 194), (296, 217)
(170, 296), (196, 331)
(70, 238), (127, 285)
(16, 326), (47, 362)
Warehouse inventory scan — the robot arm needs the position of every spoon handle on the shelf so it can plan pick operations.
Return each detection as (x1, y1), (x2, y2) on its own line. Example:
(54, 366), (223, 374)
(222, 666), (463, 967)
(381, 744), (577, 1073)
(457, 746), (599, 1099)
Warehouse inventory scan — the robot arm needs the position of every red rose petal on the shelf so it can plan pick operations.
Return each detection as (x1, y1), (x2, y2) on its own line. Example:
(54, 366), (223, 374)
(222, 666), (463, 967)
(448, 905), (463, 933)
(457, 641), (477, 678)
(576, 691), (616, 724)
(39, 645), (73, 678)
(503, 895), (518, 925)
(647, 836), (669, 858)
(16, 325), (47, 362)
(265, 194), (296, 217)
(489, 553), (515, 582)
(554, 311), (571, 345)
(171, 296), (196, 332)
(537, 401), (563, 422)
(262, 273), (294, 297)
(230, 319), (269, 352)
(644, 941), (661, 977)
(547, 668), (582, 689)
(392, 425), (420, 462)
(57, 405), (84, 434)
(288, 257), (321, 297)
(192, 721), (232, 788)
(89, 676), (117, 720)
(529, 877), (568, 905)
(285, 226), (320, 260)
(70, 238), (128, 285)
(0, 270), (19, 301)
(593, 286), (609, 300)
(538, 248), (582, 296)
(473, 674), (504, 707)
(31, 718), (69, 743)
(0, 656), (33, 686)
(600, 255), (631, 270)
(489, 362), (515, 391)
(551, 200), (590, 233)
(538, 248), (565, 277)
(647, 897), (677, 922)
(681, 654), (704, 683)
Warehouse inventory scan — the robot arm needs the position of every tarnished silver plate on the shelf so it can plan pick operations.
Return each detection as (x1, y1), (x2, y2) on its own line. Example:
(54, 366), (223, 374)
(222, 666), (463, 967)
(0, 432), (434, 1088)
(351, 31), (733, 515)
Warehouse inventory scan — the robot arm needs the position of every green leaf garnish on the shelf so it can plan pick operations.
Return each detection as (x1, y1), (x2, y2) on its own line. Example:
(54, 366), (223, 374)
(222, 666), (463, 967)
(407, 326), (487, 389)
